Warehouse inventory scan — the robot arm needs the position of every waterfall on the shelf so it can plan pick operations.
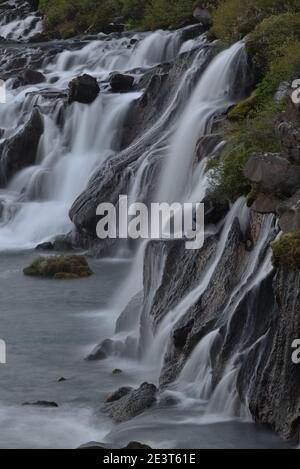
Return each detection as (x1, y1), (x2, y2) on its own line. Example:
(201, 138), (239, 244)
(0, 1), (43, 40)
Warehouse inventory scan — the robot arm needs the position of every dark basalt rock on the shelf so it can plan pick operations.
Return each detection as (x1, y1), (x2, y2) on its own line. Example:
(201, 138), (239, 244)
(68, 74), (100, 104)
(109, 73), (134, 92)
(106, 386), (133, 403)
(17, 69), (46, 87)
(239, 269), (300, 443)
(22, 401), (59, 408)
(0, 108), (44, 186)
(35, 242), (54, 251)
(103, 383), (157, 423)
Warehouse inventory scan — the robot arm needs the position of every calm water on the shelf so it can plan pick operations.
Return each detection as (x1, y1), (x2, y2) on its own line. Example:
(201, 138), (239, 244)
(0, 250), (291, 449)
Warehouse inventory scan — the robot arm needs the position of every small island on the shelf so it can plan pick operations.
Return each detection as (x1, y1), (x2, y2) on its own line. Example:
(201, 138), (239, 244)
(23, 255), (94, 279)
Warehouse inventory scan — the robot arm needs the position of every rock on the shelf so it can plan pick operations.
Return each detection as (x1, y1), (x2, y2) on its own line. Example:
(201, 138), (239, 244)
(79, 442), (119, 449)
(173, 320), (194, 350)
(103, 24), (125, 34)
(104, 383), (157, 423)
(123, 442), (152, 450)
(193, 7), (212, 28)
(244, 152), (300, 197)
(241, 269), (300, 442)
(58, 377), (66, 382)
(251, 193), (281, 214)
(277, 100), (300, 164)
(180, 24), (206, 42)
(110, 73), (134, 92)
(23, 254), (93, 279)
(106, 386), (133, 403)
(277, 191), (300, 232)
(22, 401), (59, 408)
(35, 242), (54, 251)
(274, 82), (290, 104)
(68, 74), (100, 104)
(86, 338), (115, 361)
(0, 108), (44, 185)
(52, 237), (73, 252)
(112, 369), (123, 375)
(203, 195), (229, 225)
(115, 291), (143, 333)
(18, 69), (46, 86)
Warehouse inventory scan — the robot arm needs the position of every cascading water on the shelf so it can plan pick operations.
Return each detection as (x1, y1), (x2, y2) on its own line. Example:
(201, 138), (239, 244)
(0, 3), (291, 448)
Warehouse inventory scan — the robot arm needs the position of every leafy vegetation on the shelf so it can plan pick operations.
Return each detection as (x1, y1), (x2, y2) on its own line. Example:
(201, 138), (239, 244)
(207, 9), (300, 202)
(272, 231), (300, 270)
(23, 255), (94, 279)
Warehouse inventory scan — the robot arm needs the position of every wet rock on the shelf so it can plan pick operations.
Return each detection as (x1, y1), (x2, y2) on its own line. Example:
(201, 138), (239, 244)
(68, 74), (100, 104)
(104, 383), (157, 423)
(58, 377), (67, 383)
(112, 369), (123, 375)
(18, 69), (46, 86)
(35, 242), (54, 251)
(173, 320), (194, 350)
(22, 401), (59, 408)
(106, 387), (133, 403)
(52, 237), (73, 252)
(86, 338), (116, 361)
(180, 24), (206, 42)
(240, 269), (300, 442)
(0, 108), (44, 185)
(110, 73), (134, 92)
(115, 291), (143, 333)
(124, 442), (152, 450)
(203, 195), (229, 225)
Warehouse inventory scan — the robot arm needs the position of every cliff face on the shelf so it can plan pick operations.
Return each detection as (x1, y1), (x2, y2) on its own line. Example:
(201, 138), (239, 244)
(244, 269), (300, 442)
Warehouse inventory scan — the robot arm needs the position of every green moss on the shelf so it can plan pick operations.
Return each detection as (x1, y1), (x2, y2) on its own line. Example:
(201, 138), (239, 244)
(228, 92), (258, 121)
(23, 255), (94, 279)
(272, 231), (300, 270)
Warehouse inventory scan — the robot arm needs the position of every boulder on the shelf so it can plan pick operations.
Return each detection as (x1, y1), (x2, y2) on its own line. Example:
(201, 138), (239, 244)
(124, 442), (152, 450)
(106, 387), (133, 403)
(0, 108), (44, 185)
(18, 69), (46, 86)
(193, 7), (212, 28)
(277, 190), (300, 233)
(68, 74), (100, 104)
(244, 153), (300, 197)
(103, 383), (157, 423)
(86, 338), (124, 361)
(180, 24), (206, 42)
(35, 242), (54, 251)
(110, 73), (134, 92)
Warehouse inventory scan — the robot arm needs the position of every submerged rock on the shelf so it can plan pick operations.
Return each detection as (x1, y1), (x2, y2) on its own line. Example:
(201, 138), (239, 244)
(103, 383), (157, 423)
(35, 242), (54, 251)
(22, 401), (59, 408)
(23, 255), (93, 279)
(109, 73), (134, 92)
(17, 69), (46, 87)
(68, 74), (100, 104)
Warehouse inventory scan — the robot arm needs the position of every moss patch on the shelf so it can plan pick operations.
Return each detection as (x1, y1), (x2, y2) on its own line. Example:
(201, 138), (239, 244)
(272, 231), (300, 270)
(23, 255), (93, 279)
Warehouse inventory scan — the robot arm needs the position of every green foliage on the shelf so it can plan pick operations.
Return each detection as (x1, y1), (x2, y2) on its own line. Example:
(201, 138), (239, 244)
(246, 13), (300, 83)
(212, 0), (300, 46)
(272, 231), (300, 270)
(23, 255), (94, 279)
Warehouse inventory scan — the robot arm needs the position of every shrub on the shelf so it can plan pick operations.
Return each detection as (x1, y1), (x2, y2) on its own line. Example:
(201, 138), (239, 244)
(272, 231), (300, 270)
(212, 0), (300, 46)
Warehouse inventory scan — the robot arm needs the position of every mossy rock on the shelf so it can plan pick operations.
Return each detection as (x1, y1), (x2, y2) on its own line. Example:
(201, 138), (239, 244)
(272, 231), (300, 270)
(23, 255), (94, 279)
